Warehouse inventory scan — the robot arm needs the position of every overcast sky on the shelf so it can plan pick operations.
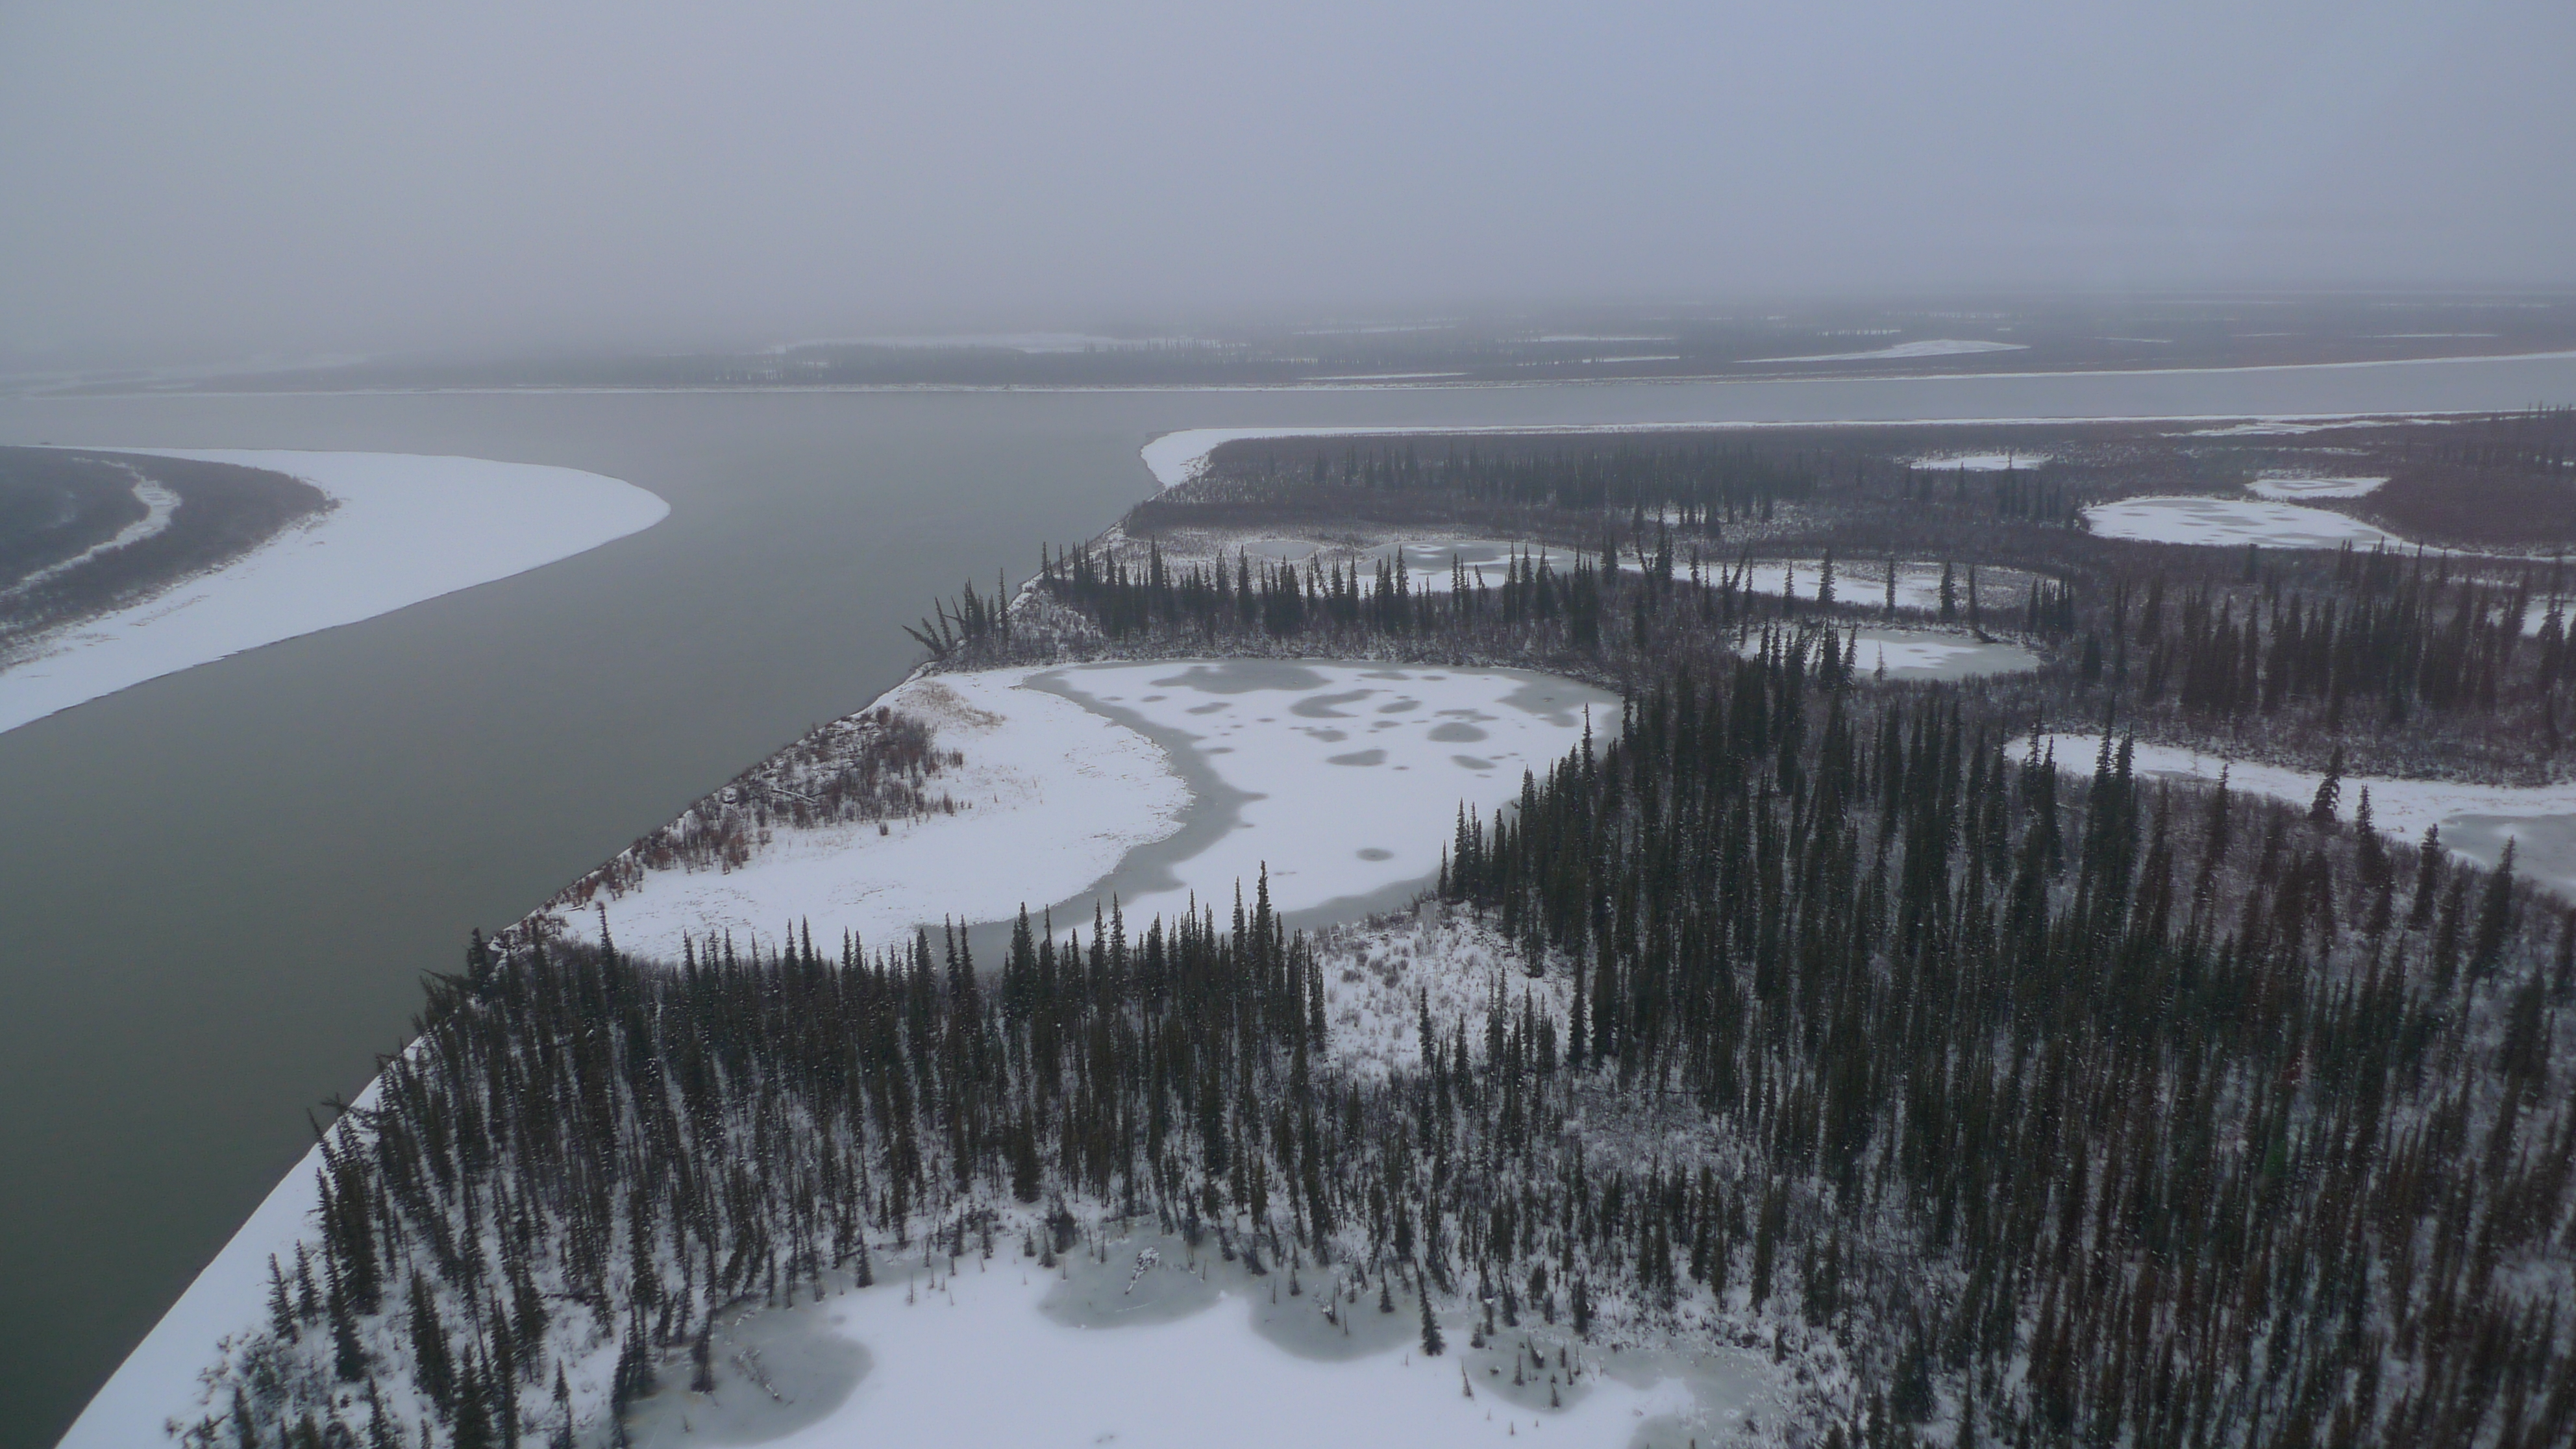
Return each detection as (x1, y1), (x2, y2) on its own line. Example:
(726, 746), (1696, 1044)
(4, 0), (2570, 362)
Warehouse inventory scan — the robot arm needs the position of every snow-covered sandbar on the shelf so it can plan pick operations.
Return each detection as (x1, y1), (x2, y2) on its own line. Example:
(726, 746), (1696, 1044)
(0, 449), (669, 735)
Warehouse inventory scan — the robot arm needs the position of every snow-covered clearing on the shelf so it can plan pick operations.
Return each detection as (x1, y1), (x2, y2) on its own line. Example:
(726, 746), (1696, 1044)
(2244, 475), (2388, 500)
(1032, 660), (1618, 928)
(1750, 340), (2027, 364)
(619, 1237), (1765, 1449)
(2081, 495), (2406, 550)
(1315, 907), (1577, 1081)
(0, 462), (179, 600)
(2025, 732), (2576, 901)
(0, 449), (668, 735)
(560, 669), (1192, 963)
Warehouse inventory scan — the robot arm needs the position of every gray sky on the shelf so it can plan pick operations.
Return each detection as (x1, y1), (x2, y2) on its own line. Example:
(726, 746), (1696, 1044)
(4, 0), (2570, 362)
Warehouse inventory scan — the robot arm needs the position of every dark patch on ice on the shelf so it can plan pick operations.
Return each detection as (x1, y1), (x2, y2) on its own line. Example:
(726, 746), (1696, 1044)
(623, 1295), (871, 1446)
(1145, 659), (1331, 694)
(1452, 756), (1494, 771)
(1305, 728), (1348, 743)
(1496, 675), (1602, 727)
(1187, 702), (1227, 714)
(1356, 848), (1394, 861)
(1041, 1236), (1221, 1329)
(1376, 697), (1421, 713)
(1428, 721), (1487, 743)
(1241, 1267), (1420, 1363)
(1327, 749), (1387, 766)
(1292, 689), (1376, 718)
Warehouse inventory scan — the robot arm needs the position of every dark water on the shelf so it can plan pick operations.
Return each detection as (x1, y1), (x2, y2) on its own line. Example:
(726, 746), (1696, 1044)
(6, 357), (2576, 1447)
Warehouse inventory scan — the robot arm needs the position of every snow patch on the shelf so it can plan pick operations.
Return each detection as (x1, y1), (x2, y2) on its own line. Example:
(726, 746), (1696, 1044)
(0, 449), (668, 735)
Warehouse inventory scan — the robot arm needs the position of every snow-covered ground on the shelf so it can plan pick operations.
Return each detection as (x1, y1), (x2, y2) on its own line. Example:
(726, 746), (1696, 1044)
(554, 670), (1193, 962)
(1750, 340), (2027, 364)
(0, 449), (668, 735)
(1032, 660), (1618, 928)
(2244, 475), (2388, 500)
(617, 1237), (1752, 1449)
(1315, 908), (1576, 1081)
(2081, 495), (2405, 550)
(2025, 732), (2576, 900)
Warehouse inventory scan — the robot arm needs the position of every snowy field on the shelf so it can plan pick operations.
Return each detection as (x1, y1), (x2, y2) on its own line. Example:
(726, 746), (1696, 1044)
(1031, 660), (1618, 928)
(617, 1236), (1768, 1449)
(554, 670), (1193, 962)
(0, 449), (668, 735)
(2244, 475), (2388, 500)
(2081, 495), (2405, 550)
(2026, 732), (2576, 902)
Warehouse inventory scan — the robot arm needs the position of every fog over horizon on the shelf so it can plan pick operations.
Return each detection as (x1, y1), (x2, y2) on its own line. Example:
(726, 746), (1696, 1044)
(4, 0), (2571, 366)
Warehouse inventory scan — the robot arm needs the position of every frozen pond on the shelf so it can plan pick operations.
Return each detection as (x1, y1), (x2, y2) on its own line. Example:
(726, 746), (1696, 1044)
(2244, 475), (2386, 501)
(1028, 660), (1619, 931)
(622, 1232), (1774, 1449)
(575, 661), (1616, 961)
(2082, 495), (2406, 549)
(1841, 626), (2042, 681)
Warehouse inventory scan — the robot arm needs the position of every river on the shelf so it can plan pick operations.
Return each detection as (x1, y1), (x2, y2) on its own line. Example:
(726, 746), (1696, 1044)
(6, 356), (2576, 1446)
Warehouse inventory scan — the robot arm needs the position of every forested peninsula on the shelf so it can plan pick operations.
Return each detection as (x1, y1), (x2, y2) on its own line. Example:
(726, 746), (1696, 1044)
(175, 414), (2575, 1449)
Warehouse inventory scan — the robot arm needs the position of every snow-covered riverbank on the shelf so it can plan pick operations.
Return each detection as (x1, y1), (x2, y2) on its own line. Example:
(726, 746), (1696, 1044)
(0, 449), (667, 735)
